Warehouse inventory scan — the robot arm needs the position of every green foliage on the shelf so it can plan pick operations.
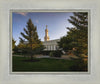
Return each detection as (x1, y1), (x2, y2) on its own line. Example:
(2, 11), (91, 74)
(42, 50), (54, 55)
(68, 12), (88, 55)
(12, 38), (16, 50)
(18, 19), (44, 60)
(49, 52), (54, 57)
(49, 50), (62, 57)
(58, 12), (88, 56)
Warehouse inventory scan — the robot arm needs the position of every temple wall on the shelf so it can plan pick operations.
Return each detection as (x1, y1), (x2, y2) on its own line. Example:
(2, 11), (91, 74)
(42, 39), (60, 51)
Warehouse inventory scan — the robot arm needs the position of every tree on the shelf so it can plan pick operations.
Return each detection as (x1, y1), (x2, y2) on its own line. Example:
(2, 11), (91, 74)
(19, 19), (44, 60)
(12, 38), (16, 50)
(58, 28), (78, 51)
(68, 12), (88, 55)
(58, 12), (88, 56)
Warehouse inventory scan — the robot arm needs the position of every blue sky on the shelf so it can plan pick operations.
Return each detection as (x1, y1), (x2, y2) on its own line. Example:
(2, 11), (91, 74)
(12, 12), (74, 45)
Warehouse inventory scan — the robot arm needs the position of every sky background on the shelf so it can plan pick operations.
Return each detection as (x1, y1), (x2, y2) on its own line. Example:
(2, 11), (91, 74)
(12, 12), (74, 45)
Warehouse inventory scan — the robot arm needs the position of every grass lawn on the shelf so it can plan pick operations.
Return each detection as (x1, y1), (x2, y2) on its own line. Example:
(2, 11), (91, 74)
(12, 56), (87, 72)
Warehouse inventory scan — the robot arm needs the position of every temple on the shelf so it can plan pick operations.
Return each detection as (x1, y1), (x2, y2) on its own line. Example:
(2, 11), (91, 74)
(43, 25), (60, 51)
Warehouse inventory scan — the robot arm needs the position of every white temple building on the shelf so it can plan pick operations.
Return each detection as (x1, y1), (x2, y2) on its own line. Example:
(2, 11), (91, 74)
(42, 25), (60, 51)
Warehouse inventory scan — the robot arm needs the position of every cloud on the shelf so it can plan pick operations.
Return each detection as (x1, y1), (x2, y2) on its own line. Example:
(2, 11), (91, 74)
(15, 12), (28, 16)
(35, 20), (39, 23)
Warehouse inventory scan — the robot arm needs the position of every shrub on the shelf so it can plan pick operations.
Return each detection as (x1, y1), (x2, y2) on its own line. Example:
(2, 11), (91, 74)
(41, 50), (62, 57)
(50, 50), (62, 57)
(41, 51), (54, 55)
(49, 52), (54, 57)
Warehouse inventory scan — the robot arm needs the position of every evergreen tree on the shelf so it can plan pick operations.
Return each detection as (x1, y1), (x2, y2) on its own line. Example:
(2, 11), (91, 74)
(58, 12), (88, 56)
(58, 28), (78, 51)
(19, 19), (44, 60)
(12, 38), (16, 50)
(68, 12), (88, 55)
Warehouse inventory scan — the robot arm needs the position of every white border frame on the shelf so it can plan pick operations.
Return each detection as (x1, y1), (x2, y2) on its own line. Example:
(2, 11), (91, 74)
(0, 0), (100, 84)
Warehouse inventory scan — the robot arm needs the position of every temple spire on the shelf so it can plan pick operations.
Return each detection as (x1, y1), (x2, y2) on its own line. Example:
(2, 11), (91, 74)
(44, 25), (49, 41)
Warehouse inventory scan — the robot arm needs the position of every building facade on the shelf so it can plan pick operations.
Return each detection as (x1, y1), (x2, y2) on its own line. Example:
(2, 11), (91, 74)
(42, 25), (60, 51)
